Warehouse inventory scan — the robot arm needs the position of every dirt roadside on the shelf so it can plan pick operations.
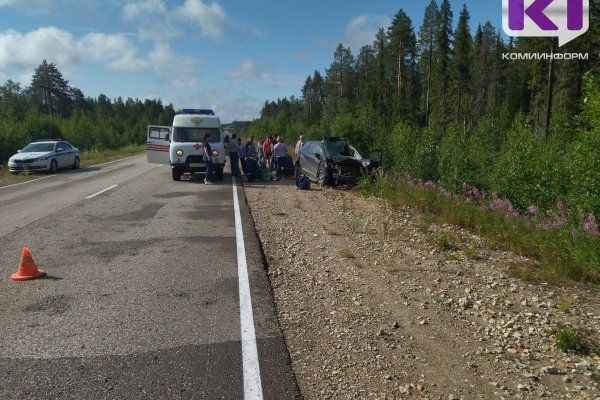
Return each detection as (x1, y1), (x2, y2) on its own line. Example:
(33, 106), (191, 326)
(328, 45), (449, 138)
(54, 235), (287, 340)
(242, 177), (600, 399)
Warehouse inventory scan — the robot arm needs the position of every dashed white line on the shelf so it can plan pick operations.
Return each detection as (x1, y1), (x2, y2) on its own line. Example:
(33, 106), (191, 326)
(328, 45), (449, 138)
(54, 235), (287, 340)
(85, 184), (118, 199)
(232, 176), (264, 400)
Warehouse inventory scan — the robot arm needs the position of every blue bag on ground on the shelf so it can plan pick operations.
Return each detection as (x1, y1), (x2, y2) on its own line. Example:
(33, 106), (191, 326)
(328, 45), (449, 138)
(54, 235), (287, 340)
(296, 175), (310, 190)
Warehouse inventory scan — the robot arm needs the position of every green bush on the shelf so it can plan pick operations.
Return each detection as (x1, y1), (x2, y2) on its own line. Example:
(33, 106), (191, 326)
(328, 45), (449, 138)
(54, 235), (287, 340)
(437, 124), (471, 192)
(410, 127), (439, 182)
(555, 328), (584, 353)
(489, 118), (562, 211)
(466, 116), (504, 189)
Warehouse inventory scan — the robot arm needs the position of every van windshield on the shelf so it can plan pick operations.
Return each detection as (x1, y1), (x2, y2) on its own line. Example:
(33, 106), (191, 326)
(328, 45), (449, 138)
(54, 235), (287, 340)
(172, 127), (221, 143)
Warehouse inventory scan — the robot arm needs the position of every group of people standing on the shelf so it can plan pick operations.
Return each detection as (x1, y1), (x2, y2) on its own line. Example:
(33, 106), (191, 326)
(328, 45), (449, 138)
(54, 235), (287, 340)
(225, 134), (306, 181)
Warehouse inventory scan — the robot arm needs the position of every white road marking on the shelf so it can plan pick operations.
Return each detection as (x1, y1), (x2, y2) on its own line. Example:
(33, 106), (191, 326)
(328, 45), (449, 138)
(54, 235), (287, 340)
(85, 184), (118, 199)
(232, 176), (264, 400)
(0, 155), (145, 191)
(0, 174), (53, 190)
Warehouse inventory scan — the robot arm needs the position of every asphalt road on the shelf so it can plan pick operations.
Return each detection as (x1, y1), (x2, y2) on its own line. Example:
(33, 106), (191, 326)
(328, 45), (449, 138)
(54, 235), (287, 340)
(0, 156), (300, 400)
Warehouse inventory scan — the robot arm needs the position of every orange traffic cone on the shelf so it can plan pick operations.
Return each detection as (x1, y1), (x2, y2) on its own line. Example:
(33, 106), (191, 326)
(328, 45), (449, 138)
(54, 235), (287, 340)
(10, 247), (46, 281)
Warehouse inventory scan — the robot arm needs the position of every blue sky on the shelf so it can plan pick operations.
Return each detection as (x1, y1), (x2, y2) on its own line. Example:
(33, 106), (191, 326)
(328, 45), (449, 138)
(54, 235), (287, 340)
(0, 0), (500, 123)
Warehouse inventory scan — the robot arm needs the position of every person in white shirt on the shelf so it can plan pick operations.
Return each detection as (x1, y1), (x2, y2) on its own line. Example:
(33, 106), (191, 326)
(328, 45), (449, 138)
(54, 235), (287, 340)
(295, 135), (305, 156)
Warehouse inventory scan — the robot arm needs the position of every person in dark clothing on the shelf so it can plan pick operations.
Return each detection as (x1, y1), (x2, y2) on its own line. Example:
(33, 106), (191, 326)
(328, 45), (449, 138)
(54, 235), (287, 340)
(228, 133), (240, 177)
(203, 133), (214, 184)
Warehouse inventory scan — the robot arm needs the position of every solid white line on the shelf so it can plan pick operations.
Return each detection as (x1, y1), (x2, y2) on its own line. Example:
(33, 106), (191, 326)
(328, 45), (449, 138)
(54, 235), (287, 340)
(232, 176), (264, 400)
(0, 174), (53, 190)
(85, 184), (118, 199)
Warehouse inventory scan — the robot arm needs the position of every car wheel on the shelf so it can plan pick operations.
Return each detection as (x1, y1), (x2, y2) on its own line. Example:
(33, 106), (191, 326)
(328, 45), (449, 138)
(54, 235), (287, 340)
(49, 159), (58, 174)
(73, 157), (80, 169)
(294, 162), (301, 180)
(172, 168), (182, 181)
(318, 164), (331, 188)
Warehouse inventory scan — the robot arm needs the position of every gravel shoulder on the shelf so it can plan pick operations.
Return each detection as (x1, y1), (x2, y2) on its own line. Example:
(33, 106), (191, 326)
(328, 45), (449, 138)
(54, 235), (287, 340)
(242, 178), (600, 399)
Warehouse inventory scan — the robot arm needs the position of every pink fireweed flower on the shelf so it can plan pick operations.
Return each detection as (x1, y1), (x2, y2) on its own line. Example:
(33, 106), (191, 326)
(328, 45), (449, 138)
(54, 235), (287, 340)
(527, 205), (538, 215)
(584, 213), (599, 237)
(489, 193), (515, 216)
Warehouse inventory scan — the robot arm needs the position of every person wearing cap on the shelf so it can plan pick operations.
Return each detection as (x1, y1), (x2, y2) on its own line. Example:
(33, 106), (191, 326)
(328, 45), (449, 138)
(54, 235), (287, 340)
(295, 134), (305, 156)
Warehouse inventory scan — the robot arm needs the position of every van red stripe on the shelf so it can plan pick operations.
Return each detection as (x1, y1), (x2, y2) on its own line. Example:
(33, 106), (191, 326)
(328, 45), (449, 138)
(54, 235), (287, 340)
(146, 144), (170, 152)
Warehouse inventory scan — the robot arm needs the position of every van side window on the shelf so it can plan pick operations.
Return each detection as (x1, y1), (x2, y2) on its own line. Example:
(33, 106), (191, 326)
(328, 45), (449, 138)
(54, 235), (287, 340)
(149, 127), (170, 139)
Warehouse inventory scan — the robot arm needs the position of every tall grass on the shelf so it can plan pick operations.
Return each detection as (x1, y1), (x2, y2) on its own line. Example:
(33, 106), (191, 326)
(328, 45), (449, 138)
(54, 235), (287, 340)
(79, 144), (145, 167)
(358, 173), (600, 284)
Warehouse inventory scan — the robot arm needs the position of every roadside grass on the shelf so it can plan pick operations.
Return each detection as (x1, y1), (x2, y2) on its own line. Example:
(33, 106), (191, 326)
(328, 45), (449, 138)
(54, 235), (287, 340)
(79, 145), (145, 167)
(323, 224), (340, 236)
(357, 174), (600, 285)
(555, 327), (586, 353)
(0, 145), (145, 186)
(462, 245), (478, 260)
(340, 248), (356, 259)
(557, 296), (575, 312)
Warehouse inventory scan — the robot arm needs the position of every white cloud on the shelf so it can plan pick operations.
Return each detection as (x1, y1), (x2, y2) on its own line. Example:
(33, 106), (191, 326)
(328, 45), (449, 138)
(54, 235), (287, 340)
(345, 14), (390, 51)
(0, 27), (82, 69)
(226, 58), (271, 80)
(225, 58), (305, 89)
(121, 0), (182, 42)
(147, 43), (198, 87)
(79, 32), (149, 71)
(0, 26), (196, 86)
(123, 0), (166, 20)
(174, 0), (226, 39)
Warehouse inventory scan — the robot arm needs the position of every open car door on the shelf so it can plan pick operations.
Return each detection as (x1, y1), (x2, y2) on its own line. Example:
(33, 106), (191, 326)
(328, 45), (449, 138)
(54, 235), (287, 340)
(147, 125), (171, 164)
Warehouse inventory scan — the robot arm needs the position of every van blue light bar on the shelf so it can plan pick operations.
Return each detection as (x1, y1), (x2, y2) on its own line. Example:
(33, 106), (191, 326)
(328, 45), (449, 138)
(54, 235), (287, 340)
(179, 109), (214, 115)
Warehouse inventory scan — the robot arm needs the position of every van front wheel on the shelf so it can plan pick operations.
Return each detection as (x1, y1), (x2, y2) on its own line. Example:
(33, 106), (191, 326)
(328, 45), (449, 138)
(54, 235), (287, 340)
(172, 168), (182, 181)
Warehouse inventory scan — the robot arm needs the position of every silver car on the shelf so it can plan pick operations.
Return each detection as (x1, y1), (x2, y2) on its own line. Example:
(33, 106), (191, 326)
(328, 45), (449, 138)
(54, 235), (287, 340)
(8, 140), (81, 174)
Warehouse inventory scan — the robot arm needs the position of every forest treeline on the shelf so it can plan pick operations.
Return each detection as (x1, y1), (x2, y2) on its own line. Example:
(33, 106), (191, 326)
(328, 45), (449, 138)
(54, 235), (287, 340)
(240, 0), (600, 217)
(0, 59), (176, 164)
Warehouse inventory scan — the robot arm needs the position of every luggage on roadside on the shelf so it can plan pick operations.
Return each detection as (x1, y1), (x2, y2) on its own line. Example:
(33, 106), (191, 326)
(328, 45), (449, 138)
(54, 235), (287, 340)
(296, 174), (310, 190)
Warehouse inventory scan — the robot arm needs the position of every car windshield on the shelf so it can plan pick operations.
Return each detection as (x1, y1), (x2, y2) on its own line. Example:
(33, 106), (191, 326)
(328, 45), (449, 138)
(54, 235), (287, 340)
(172, 127), (221, 143)
(324, 141), (361, 158)
(21, 143), (56, 152)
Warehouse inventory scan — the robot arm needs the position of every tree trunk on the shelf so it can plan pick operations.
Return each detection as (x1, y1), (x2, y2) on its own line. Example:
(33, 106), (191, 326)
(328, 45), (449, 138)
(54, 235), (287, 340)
(544, 38), (556, 139)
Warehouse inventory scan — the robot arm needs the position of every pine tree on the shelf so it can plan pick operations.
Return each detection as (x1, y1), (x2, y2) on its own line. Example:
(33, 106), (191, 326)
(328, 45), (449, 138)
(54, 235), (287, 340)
(29, 60), (72, 116)
(435, 0), (453, 135)
(452, 4), (471, 128)
(387, 9), (418, 125)
(418, 0), (439, 128)
(356, 44), (377, 111)
(324, 44), (356, 118)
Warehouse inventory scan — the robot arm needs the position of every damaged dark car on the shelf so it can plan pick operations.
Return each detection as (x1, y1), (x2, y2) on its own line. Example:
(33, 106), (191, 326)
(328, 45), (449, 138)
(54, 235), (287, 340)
(295, 137), (381, 187)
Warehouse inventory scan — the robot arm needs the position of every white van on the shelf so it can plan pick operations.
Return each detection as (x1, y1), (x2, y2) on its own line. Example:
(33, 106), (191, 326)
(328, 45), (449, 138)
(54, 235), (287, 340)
(146, 109), (226, 181)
